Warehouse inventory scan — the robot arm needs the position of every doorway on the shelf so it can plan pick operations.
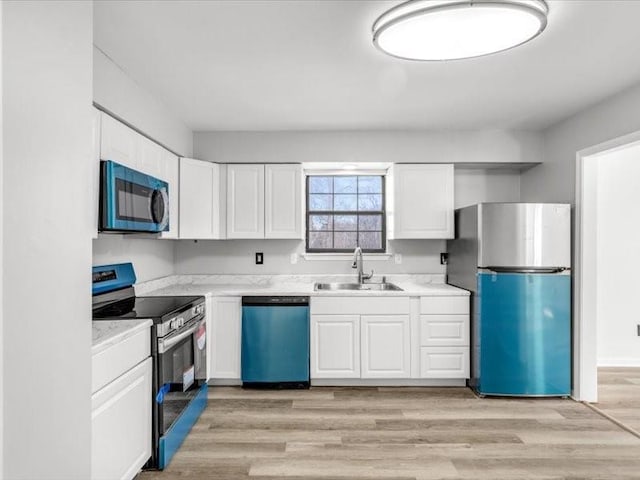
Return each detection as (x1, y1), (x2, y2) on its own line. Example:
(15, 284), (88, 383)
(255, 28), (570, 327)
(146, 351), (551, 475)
(575, 132), (640, 403)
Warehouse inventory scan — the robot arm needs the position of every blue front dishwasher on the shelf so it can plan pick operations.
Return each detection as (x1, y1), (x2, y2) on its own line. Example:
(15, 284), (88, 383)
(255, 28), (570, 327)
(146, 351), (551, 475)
(241, 296), (310, 388)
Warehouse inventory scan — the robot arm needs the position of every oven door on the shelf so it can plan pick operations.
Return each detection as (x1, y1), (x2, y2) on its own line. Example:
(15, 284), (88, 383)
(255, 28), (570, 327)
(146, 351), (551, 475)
(156, 316), (206, 436)
(100, 160), (169, 233)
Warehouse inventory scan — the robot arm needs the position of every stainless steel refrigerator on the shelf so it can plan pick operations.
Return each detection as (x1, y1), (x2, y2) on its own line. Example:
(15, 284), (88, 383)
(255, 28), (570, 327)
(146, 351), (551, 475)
(447, 203), (571, 397)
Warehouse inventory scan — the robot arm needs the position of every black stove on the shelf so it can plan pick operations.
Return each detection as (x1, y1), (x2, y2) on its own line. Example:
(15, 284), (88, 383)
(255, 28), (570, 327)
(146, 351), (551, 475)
(92, 262), (208, 471)
(93, 294), (204, 321)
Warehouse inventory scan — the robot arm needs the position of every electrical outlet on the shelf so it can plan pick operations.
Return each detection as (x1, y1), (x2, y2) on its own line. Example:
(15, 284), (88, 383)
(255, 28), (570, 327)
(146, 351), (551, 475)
(637, 324), (640, 336)
(394, 253), (402, 264)
(440, 253), (449, 265)
(255, 252), (263, 265)
(290, 253), (298, 264)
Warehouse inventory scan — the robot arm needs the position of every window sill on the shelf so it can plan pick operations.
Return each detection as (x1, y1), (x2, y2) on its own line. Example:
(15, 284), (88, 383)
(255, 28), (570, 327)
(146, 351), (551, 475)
(302, 253), (393, 261)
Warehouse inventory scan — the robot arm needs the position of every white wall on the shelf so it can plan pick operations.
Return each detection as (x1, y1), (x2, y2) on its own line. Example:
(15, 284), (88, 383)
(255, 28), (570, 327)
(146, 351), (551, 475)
(93, 46), (192, 157)
(595, 144), (640, 366)
(194, 130), (542, 165)
(175, 163), (522, 276)
(522, 82), (640, 203)
(0, 1), (4, 474)
(93, 236), (175, 283)
(454, 168), (520, 208)
(92, 46), (192, 281)
(3, 2), (92, 478)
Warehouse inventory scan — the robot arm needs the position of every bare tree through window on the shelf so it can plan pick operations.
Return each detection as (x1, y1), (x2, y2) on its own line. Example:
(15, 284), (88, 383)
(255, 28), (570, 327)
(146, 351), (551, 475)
(306, 175), (385, 252)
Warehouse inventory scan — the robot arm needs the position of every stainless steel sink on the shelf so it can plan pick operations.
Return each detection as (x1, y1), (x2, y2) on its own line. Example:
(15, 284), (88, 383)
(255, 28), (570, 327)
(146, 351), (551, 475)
(314, 282), (403, 292)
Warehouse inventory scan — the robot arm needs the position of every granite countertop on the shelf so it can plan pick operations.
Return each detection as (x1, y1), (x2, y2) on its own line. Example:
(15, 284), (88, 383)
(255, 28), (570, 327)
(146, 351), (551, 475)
(136, 274), (470, 298)
(92, 319), (153, 356)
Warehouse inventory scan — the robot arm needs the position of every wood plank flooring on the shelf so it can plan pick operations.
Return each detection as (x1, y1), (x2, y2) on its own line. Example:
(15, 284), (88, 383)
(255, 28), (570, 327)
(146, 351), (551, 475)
(140, 384), (640, 480)
(596, 367), (640, 434)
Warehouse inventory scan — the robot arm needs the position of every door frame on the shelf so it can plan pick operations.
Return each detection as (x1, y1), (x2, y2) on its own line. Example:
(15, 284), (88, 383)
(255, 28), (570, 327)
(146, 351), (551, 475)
(574, 130), (640, 402)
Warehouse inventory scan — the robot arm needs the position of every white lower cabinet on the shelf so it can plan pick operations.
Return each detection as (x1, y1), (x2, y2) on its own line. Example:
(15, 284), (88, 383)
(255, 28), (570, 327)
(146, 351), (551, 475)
(361, 315), (410, 378)
(419, 296), (470, 379)
(208, 296), (242, 381)
(311, 295), (469, 382)
(91, 357), (152, 480)
(311, 315), (360, 378)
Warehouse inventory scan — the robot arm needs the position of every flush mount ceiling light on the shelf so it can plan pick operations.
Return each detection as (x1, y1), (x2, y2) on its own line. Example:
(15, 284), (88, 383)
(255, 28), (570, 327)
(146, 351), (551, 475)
(372, 0), (548, 61)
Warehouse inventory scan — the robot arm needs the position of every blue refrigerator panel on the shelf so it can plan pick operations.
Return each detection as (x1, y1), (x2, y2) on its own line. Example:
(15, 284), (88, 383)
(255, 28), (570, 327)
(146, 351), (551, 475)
(241, 306), (310, 383)
(477, 272), (570, 396)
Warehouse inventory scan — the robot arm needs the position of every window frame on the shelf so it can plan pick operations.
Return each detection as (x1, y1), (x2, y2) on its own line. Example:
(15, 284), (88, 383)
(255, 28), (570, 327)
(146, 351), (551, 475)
(305, 175), (387, 254)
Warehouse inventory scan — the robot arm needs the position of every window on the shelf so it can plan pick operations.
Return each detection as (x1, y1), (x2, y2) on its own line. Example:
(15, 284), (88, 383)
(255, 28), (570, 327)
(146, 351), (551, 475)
(306, 175), (386, 253)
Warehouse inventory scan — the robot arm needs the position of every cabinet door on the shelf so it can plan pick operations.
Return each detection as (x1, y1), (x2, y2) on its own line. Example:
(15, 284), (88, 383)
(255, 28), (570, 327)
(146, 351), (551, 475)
(311, 315), (360, 378)
(393, 164), (454, 239)
(210, 297), (242, 379)
(159, 150), (180, 239)
(92, 108), (102, 239)
(361, 315), (411, 378)
(100, 113), (139, 169)
(227, 164), (265, 238)
(265, 164), (302, 239)
(179, 157), (215, 239)
(91, 357), (152, 480)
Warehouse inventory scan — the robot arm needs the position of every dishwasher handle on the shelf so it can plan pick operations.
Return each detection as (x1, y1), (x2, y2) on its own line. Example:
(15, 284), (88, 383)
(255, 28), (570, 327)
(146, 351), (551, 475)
(242, 296), (309, 307)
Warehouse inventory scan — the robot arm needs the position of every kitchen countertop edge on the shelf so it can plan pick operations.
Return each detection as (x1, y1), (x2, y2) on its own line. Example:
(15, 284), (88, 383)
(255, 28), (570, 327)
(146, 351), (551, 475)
(92, 319), (154, 356)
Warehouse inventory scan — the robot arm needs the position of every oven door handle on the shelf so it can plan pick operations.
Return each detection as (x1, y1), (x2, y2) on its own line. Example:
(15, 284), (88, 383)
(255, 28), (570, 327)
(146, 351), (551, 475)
(158, 321), (201, 353)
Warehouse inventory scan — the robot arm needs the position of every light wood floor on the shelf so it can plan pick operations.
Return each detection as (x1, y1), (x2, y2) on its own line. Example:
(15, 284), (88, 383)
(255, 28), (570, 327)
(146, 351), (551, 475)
(596, 367), (640, 434)
(140, 382), (640, 480)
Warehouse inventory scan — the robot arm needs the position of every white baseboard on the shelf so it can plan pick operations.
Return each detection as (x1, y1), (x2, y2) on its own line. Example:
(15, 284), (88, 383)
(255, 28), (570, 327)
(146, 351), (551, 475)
(311, 378), (467, 387)
(597, 359), (640, 367)
(208, 378), (242, 386)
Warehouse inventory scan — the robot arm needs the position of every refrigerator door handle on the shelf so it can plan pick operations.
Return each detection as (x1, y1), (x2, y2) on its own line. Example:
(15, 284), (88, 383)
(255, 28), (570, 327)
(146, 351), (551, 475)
(484, 267), (568, 274)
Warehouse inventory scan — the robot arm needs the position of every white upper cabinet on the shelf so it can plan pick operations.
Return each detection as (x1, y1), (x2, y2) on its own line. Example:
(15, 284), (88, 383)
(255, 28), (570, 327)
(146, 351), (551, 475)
(227, 163), (303, 240)
(392, 164), (454, 239)
(179, 158), (226, 239)
(100, 113), (139, 169)
(265, 164), (303, 239)
(227, 164), (265, 239)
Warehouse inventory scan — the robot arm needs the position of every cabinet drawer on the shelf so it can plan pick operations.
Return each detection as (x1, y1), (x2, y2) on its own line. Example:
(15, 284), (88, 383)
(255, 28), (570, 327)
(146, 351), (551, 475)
(420, 315), (469, 346)
(420, 296), (469, 314)
(311, 296), (410, 315)
(420, 347), (470, 378)
(92, 328), (151, 394)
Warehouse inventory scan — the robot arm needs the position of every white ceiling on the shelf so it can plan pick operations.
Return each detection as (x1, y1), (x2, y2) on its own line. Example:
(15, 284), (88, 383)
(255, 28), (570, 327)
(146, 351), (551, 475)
(94, 0), (640, 132)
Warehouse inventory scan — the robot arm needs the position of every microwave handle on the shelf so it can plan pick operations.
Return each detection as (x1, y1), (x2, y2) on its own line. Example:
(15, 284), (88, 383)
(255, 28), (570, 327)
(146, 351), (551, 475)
(158, 187), (169, 230)
(158, 321), (201, 353)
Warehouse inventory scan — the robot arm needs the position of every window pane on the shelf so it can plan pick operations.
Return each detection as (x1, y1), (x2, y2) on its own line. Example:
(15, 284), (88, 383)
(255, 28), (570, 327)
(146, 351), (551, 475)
(334, 215), (357, 231)
(334, 176), (357, 194)
(309, 194), (332, 211)
(334, 232), (357, 250)
(358, 176), (382, 193)
(309, 176), (332, 194)
(358, 194), (382, 211)
(359, 232), (382, 250)
(334, 194), (357, 211)
(309, 232), (332, 249)
(309, 215), (332, 231)
(359, 215), (382, 231)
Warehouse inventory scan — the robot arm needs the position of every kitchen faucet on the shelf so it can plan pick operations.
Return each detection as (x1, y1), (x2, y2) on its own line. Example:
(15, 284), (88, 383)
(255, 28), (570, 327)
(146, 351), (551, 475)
(352, 246), (373, 284)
